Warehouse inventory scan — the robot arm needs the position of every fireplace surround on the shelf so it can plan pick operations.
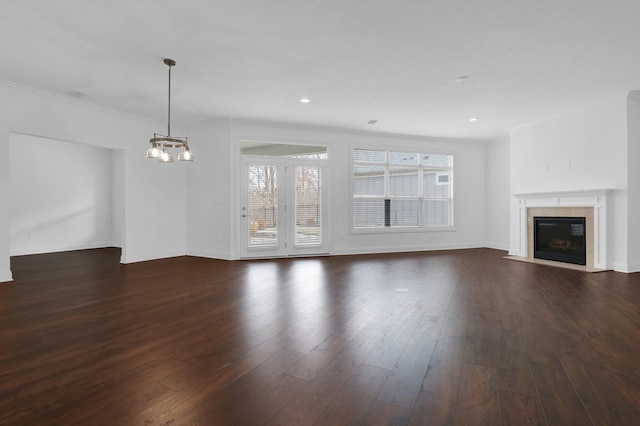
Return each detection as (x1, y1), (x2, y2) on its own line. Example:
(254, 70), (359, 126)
(511, 189), (610, 271)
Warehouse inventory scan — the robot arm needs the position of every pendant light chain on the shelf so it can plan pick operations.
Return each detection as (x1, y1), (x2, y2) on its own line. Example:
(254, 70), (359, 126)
(167, 62), (172, 137)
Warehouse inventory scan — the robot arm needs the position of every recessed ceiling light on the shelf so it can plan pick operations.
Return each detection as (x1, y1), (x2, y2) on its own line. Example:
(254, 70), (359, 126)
(469, 117), (479, 122)
(299, 98), (311, 103)
(456, 76), (469, 82)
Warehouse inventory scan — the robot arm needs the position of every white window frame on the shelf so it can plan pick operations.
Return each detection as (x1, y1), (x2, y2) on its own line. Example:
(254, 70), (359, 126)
(351, 147), (454, 233)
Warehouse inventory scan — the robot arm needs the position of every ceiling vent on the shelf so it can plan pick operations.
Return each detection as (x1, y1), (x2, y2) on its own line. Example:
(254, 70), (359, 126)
(65, 90), (86, 98)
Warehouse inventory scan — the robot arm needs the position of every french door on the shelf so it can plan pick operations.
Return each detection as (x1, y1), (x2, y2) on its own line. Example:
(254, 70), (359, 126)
(240, 158), (328, 258)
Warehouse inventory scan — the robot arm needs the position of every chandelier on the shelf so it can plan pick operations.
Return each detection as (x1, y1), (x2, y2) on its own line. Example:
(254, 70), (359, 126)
(145, 58), (194, 163)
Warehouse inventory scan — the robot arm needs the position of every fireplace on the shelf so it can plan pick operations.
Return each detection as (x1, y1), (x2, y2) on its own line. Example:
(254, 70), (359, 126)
(534, 216), (586, 265)
(511, 189), (611, 271)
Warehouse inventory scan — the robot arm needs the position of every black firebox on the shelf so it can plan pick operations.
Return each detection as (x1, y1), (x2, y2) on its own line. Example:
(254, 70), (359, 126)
(534, 216), (587, 265)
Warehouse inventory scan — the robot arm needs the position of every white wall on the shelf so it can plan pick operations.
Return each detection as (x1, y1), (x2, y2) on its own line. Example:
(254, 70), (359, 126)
(0, 119), (9, 282)
(186, 120), (487, 259)
(509, 94), (630, 271)
(330, 128), (487, 256)
(186, 122), (233, 259)
(484, 134), (510, 250)
(627, 92), (640, 272)
(9, 134), (115, 255)
(111, 149), (124, 247)
(6, 80), (634, 279)
(0, 82), (187, 282)
(0, 81), (489, 282)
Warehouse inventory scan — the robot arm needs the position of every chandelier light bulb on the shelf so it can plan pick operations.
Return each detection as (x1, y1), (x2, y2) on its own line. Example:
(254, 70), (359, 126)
(159, 148), (174, 163)
(145, 145), (161, 159)
(178, 147), (194, 162)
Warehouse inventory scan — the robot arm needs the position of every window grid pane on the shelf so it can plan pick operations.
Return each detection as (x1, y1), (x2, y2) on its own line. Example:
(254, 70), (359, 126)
(389, 151), (419, 165)
(390, 199), (419, 227)
(423, 171), (450, 198)
(389, 167), (418, 197)
(422, 153), (452, 167)
(354, 149), (386, 163)
(423, 199), (451, 226)
(354, 165), (385, 196)
(354, 198), (386, 228)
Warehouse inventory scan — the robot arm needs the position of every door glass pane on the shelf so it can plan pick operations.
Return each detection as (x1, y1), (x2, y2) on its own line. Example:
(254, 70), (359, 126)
(248, 165), (278, 248)
(295, 166), (322, 246)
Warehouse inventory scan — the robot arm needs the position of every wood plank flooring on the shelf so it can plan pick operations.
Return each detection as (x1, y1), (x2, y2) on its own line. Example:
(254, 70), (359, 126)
(1, 248), (640, 425)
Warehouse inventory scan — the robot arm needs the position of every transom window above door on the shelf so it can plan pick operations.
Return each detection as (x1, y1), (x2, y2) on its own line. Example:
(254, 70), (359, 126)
(240, 142), (327, 159)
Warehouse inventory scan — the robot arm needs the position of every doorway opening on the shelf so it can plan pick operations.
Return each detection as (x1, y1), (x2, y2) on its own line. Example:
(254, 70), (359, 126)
(8, 133), (125, 264)
(239, 142), (329, 258)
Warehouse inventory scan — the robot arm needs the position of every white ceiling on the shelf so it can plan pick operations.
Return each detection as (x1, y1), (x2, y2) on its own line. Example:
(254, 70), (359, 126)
(2, 0), (640, 141)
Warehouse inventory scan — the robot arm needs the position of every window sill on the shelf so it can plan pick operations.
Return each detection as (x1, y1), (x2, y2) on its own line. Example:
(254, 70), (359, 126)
(351, 226), (456, 235)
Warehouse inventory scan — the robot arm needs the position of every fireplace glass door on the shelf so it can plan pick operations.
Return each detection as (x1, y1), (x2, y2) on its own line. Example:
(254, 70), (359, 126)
(534, 216), (587, 265)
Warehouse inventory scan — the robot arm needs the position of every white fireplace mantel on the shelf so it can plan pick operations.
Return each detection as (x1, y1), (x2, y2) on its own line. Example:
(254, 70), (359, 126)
(511, 189), (611, 270)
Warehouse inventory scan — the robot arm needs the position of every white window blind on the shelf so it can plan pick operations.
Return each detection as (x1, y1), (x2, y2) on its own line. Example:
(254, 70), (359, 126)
(295, 166), (322, 246)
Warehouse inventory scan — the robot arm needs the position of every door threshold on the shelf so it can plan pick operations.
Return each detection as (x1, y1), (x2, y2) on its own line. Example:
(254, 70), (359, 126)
(240, 252), (330, 260)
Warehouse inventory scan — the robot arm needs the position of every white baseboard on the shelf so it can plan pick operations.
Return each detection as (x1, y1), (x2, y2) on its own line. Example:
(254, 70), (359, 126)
(0, 269), (13, 283)
(120, 249), (186, 264)
(10, 241), (115, 257)
(484, 242), (510, 251)
(612, 261), (640, 274)
(627, 261), (640, 273)
(333, 242), (485, 256)
(186, 249), (233, 260)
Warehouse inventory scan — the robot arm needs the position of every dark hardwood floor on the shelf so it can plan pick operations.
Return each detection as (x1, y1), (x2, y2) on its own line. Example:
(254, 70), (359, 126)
(1, 248), (640, 425)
